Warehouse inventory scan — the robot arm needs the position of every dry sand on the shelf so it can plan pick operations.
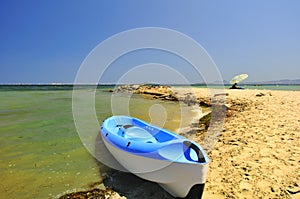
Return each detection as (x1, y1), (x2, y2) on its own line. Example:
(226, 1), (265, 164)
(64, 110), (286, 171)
(196, 88), (300, 199)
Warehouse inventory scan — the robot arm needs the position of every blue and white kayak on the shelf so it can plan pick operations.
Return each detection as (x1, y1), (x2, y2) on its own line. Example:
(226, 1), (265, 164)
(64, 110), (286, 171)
(100, 115), (209, 199)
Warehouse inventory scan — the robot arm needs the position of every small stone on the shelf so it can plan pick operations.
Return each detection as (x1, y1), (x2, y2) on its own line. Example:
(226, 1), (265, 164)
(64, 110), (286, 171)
(271, 187), (275, 192)
(256, 92), (265, 97)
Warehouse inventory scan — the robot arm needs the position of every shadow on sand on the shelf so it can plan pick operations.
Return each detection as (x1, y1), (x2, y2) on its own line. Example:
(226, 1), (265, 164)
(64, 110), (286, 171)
(95, 132), (174, 199)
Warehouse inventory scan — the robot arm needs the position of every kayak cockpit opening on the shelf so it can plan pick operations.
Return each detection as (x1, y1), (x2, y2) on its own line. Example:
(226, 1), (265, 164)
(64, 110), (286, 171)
(183, 141), (206, 163)
(117, 125), (158, 143)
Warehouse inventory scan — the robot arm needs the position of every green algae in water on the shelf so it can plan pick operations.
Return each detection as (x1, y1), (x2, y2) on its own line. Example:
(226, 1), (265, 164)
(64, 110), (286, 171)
(0, 87), (199, 198)
(0, 90), (100, 198)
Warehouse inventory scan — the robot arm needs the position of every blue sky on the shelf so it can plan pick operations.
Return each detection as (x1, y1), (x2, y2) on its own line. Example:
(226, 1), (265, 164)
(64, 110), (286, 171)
(0, 0), (299, 83)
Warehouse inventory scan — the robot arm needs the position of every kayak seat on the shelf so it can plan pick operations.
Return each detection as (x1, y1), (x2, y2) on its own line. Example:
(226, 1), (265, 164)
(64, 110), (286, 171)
(118, 125), (157, 143)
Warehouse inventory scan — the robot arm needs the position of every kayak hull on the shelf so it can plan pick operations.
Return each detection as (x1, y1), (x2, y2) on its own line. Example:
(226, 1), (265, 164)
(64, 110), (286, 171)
(100, 115), (209, 198)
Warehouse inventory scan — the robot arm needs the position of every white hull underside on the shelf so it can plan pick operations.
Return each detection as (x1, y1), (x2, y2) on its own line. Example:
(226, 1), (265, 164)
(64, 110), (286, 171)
(103, 139), (209, 198)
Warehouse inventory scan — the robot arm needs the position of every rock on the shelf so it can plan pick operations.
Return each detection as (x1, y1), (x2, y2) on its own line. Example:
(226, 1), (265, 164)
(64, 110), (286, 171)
(58, 188), (125, 199)
(199, 101), (211, 107)
(116, 84), (180, 102)
(256, 92), (265, 97)
(214, 93), (228, 97)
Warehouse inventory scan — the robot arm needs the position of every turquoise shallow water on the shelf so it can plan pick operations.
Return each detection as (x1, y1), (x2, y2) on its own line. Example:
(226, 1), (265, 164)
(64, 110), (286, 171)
(0, 90), (98, 198)
(0, 86), (198, 198)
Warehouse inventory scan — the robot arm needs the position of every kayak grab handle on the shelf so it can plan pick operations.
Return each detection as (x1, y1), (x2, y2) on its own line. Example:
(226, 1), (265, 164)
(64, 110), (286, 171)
(183, 141), (206, 163)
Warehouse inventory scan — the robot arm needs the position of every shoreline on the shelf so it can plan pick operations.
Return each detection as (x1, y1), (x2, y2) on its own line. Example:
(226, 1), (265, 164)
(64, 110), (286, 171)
(59, 86), (300, 198)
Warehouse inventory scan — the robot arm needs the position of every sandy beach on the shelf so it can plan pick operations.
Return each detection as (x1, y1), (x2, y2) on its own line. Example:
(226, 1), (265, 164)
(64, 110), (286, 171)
(199, 88), (300, 198)
(60, 86), (300, 199)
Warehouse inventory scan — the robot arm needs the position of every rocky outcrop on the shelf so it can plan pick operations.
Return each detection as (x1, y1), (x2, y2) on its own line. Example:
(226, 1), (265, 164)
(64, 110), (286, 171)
(113, 84), (178, 101)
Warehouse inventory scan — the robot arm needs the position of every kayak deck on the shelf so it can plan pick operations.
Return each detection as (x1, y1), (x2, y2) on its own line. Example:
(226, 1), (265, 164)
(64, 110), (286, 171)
(101, 116), (207, 163)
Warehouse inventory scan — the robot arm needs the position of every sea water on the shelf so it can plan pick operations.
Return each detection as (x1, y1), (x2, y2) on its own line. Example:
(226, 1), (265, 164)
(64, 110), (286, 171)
(0, 86), (199, 198)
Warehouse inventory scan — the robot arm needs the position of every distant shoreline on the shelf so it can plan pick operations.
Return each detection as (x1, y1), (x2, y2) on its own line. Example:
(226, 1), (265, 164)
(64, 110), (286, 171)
(0, 83), (299, 91)
(0, 82), (300, 85)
